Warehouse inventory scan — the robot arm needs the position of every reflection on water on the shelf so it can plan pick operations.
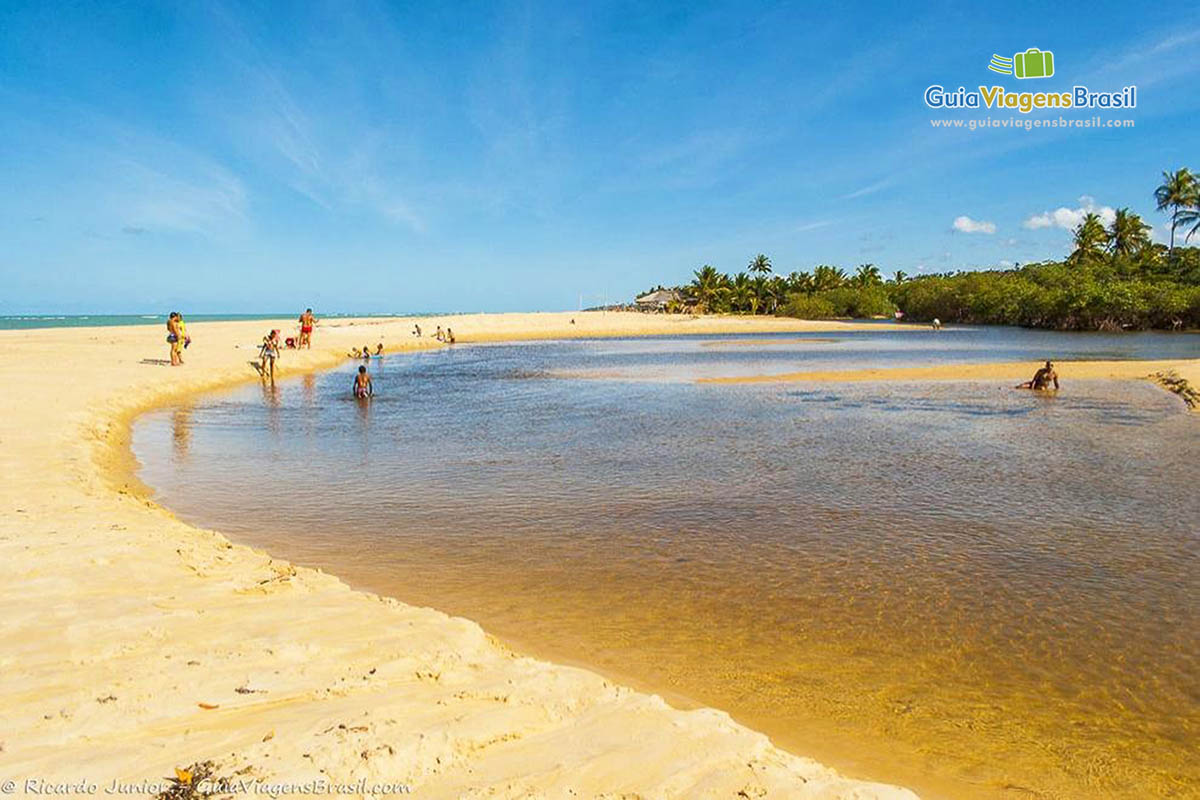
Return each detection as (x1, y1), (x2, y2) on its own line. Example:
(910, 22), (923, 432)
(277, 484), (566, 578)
(132, 331), (1200, 800)
(170, 406), (193, 462)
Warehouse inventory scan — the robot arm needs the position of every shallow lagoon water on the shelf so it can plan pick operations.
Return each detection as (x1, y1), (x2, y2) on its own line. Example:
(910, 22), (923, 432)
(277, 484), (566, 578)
(134, 329), (1199, 799)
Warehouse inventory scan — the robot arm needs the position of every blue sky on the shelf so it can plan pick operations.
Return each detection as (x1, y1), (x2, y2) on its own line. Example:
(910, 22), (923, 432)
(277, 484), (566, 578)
(2, 1), (1198, 313)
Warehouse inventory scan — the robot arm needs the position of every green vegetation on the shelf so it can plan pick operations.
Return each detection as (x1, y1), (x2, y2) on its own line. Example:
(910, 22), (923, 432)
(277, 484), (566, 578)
(646, 168), (1200, 331)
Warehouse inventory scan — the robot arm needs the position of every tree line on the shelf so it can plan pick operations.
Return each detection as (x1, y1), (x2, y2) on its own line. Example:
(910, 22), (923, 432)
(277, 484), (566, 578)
(649, 168), (1200, 331)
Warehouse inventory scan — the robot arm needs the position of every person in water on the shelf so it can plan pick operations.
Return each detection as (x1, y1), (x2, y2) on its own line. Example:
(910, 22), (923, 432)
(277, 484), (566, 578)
(374, 343), (384, 355)
(435, 326), (444, 342)
(1016, 360), (1059, 391)
(445, 328), (455, 344)
(361, 344), (371, 359)
(352, 365), (373, 399)
(298, 308), (317, 348)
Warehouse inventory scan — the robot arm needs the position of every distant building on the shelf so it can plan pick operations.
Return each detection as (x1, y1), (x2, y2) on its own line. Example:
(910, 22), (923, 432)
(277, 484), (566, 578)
(634, 289), (681, 312)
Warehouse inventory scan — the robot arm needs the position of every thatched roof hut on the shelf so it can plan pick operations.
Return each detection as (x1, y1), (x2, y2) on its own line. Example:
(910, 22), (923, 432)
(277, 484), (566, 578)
(634, 289), (681, 311)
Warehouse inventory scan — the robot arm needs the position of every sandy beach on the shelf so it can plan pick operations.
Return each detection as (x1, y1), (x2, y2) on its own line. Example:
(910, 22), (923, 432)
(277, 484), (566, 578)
(1, 312), (930, 800)
(2, 311), (1195, 798)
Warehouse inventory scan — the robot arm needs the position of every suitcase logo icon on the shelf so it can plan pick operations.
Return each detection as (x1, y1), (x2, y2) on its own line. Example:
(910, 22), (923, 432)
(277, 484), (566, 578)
(988, 48), (1055, 79)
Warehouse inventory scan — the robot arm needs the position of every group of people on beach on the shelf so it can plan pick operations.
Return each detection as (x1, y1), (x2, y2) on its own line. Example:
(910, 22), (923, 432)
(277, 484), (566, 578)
(169, 312), (1062, 403)
(348, 343), (385, 358)
(412, 323), (456, 343)
(255, 309), (320, 382)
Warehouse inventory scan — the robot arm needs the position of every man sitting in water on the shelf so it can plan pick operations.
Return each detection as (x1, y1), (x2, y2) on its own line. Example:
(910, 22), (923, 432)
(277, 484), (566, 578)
(352, 365), (373, 399)
(1016, 360), (1059, 391)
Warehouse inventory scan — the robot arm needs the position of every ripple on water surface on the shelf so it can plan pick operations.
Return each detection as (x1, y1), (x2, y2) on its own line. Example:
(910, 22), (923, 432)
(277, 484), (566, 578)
(133, 332), (1200, 800)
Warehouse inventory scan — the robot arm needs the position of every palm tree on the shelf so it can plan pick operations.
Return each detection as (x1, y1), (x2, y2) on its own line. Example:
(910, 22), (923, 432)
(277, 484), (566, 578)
(1179, 204), (1200, 243)
(852, 263), (883, 287)
(766, 275), (788, 313)
(752, 275), (780, 314)
(787, 271), (814, 294)
(1175, 182), (1200, 244)
(690, 265), (729, 313)
(748, 254), (772, 276)
(730, 273), (754, 314)
(891, 270), (908, 284)
(812, 265), (847, 291)
(1107, 208), (1151, 256)
(1154, 167), (1197, 256)
(1069, 212), (1107, 264)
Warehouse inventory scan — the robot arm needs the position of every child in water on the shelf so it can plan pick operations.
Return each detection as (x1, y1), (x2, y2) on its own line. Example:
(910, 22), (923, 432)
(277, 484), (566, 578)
(352, 365), (373, 399)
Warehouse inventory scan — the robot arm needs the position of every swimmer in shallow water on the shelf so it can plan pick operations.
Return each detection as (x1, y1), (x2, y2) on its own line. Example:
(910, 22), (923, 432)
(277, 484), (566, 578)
(352, 365), (373, 399)
(1016, 360), (1059, 391)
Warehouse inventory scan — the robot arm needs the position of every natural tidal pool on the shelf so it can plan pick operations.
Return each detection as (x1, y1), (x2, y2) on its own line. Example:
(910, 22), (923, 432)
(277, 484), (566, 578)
(133, 329), (1200, 799)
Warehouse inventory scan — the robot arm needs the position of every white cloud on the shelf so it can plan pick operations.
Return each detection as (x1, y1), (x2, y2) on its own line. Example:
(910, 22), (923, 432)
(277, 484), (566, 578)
(115, 159), (247, 236)
(1024, 195), (1117, 231)
(841, 177), (893, 200)
(952, 215), (996, 234)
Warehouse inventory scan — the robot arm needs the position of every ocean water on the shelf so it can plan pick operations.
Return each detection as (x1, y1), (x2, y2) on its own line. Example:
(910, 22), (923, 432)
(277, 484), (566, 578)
(0, 312), (438, 331)
(132, 329), (1200, 799)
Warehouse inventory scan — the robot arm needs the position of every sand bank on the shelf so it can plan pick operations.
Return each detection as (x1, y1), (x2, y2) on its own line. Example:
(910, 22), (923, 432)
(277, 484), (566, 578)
(0, 312), (918, 799)
(700, 358), (1200, 411)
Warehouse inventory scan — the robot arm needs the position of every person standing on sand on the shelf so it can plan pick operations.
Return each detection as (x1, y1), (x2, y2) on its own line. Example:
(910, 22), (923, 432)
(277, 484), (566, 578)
(178, 314), (191, 356)
(1016, 361), (1059, 391)
(166, 312), (182, 366)
(298, 308), (317, 348)
(259, 329), (281, 382)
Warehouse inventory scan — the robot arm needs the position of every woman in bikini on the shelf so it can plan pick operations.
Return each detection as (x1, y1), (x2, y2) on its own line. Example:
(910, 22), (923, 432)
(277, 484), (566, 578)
(259, 329), (281, 382)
